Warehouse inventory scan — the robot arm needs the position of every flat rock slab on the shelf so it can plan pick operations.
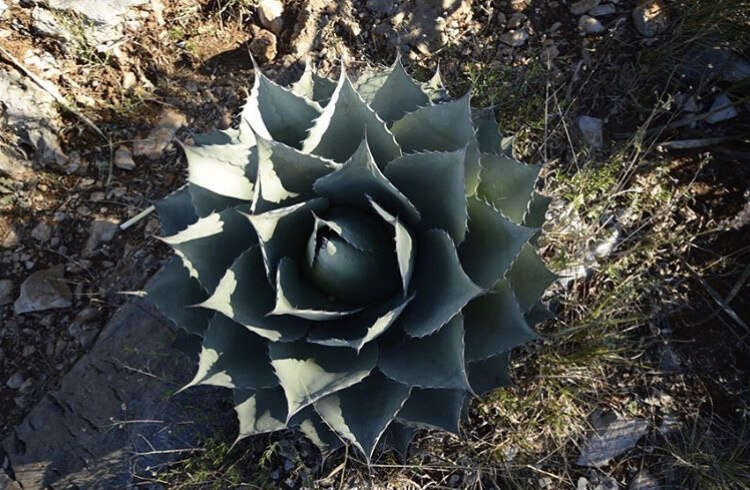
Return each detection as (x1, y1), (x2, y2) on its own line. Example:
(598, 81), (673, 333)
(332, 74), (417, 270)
(2, 299), (227, 489)
(576, 417), (649, 467)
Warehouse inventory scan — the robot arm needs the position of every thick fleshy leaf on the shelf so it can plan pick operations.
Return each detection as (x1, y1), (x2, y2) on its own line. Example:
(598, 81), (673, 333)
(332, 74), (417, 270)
(244, 198), (328, 284)
(191, 128), (243, 146)
(384, 148), (468, 243)
(302, 73), (401, 167)
(145, 257), (211, 336)
(367, 198), (415, 294)
(472, 106), (501, 154)
(183, 142), (256, 201)
(420, 65), (449, 102)
(234, 387), (288, 442)
(242, 69), (321, 148)
(365, 57), (430, 124)
(307, 293), (414, 352)
(154, 185), (198, 235)
(269, 341), (378, 420)
(458, 197), (535, 290)
(380, 313), (470, 390)
(291, 61), (336, 103)
(252, 136), (339, 213)
(183, 314), (278, 390)
(313, 138), (420, 225)
(379, 421), (418, 458)
(306, 209), (401, 305)
(463, 282), (538, 362)
(507, 244), (557, 313)
(397, 388), (466, 434)
(159, 208), (256, 293)
(478, 153), (540, 224)
(467, 352), (512, 396)
(314, 371), (411, 461)
(188, 183), (249, 218)
(390, 92), (473, 154)
(291, 406), (344, 455)
(269, 258), (362, 320)
(399, 229), (483, 338)
(198, 247), (308, 342)
(524, 192), (552, 245)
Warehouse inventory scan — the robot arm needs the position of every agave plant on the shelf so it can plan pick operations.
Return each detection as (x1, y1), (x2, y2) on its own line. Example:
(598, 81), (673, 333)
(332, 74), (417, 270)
(145, 57), (555, 461)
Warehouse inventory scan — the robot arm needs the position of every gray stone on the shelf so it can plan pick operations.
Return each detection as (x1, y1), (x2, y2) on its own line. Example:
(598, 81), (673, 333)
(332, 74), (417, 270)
(0, 0), (8, 18)
(576, 418), (649, 467)
(46, 0), (149, 46)
(133, 108), (186, 159)
(0, 278), (13, 305)
(6, 372), (24, 390)
(257, 0), (284, 35)
(500, 29), (529, 47)
(0, 67), (58, 131)
(571, 0), (600, 15)
(31, 222), (52, 242)
(629, 470), (659, 489)
(577, 115), (603, 148)
(14, 265), (73, 314)
(27, 126), (67, 167)
(31, 7), (70, 39)
(579, 15), (604, 34)
(84, 218), (119, 254)
(706, 93), (738, 124)
(589, 4), (616, 16)
(114, 145), (135, 170)
(2, 299), (227, 489)
(632, 0), (668, 37)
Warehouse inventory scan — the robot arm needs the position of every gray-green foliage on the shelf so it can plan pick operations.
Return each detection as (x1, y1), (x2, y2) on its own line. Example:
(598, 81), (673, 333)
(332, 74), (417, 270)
(146, 57), (555, 461)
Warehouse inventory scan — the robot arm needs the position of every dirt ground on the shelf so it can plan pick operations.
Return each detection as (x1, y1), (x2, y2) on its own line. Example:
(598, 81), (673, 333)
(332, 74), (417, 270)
(1, 0), (749, 488)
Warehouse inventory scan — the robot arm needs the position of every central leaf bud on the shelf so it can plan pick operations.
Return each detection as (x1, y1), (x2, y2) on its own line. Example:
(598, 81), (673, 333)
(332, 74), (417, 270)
(306, 207), (401, 305)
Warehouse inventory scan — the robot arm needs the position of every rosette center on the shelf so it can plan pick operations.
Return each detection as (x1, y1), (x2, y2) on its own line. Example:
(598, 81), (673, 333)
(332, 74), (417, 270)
(305, 207), (401, 306)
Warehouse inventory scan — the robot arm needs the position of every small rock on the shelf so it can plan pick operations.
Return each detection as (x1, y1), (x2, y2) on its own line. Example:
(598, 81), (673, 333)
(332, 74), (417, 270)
(629, 470), (659, 489)
(249, 26), (278, 62)
(632, 0), (668, 37)
(257, 0), (284, 35)
(508, 12), (526, 28)
(31, 222), (52, 242)
(133, 108), (187, 159)
(6, 372), (24, 389)
(576, 417), (649, 467)
(114, 145), (136, 170)
(85, 218), (119, 254)
(122, 71), (137, 90)
(500, 29), (529, 47)
(577, 115), (604, 148)
(589, 4), (616, 16)
(579, 15), (605, 34)
(577, 477), (589, 490)
(0, 278), (14, 305)
(27, 126), (67, 167)
(14, 265), (73, 314)
(0, 0), (7, 17)
(706, 93), (738, 124)
(571, 0), (600, 15)
(366, 0), (394, 15)
(31, 6), (69, 39)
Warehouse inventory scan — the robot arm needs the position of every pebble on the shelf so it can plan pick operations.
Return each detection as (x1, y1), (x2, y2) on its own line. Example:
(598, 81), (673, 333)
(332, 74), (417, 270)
(122, 71), (137, 91)
(257, 0), (284, 35)
(577, 115), (604, 148)
(6, 372), (24, 390)
(14, 265), (73, 314)
(706, 93), (738, 124)
(84, 218), (119, 254)
(570, 0), (600, 15)
(0, 0), (7, 17)
(579, 15), (605, 34)
(589, 4), (616, 16)
(249, 26), (278, 62)
(0, 278), (13, 305)
(133, 108), (187, 160)
(500, 29), (529, 47)
(632, 0), (668, 37)
(31, 222), (52, 242)
(114, 145), (136, 170)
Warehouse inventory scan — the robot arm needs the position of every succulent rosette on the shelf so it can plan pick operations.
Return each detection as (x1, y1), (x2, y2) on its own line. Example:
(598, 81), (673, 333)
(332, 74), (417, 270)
(145, 58), (555, 461)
